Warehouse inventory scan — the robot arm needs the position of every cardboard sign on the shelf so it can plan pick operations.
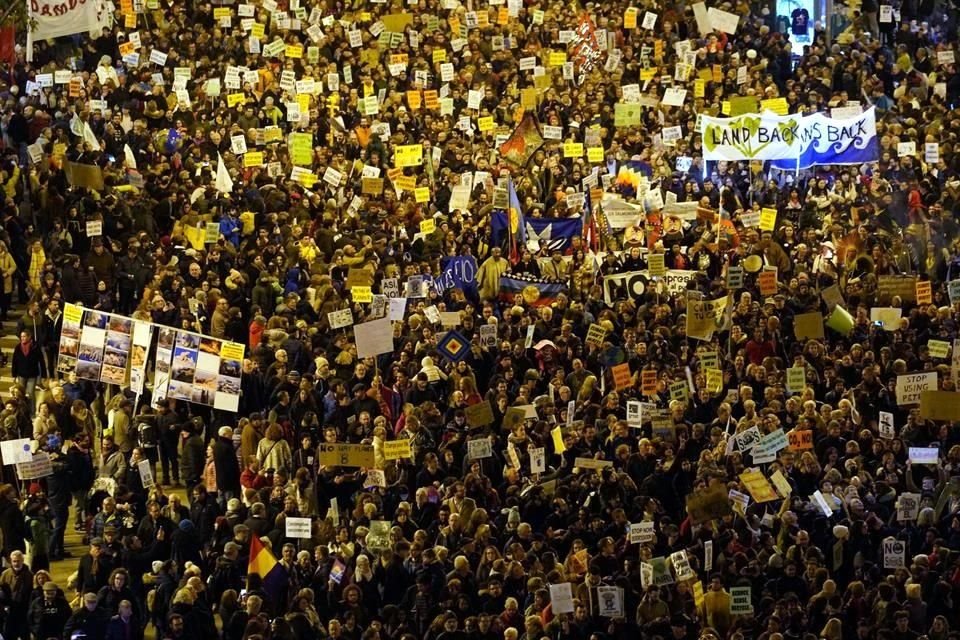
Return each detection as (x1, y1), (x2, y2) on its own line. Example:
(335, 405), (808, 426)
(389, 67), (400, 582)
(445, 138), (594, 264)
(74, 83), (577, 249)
(758, 270), (777, 296)
(641, 369), (657, 396)
(770, 469), (792, 496)
(877, 275), (918, 302)
(318, 443), (376, 468)
(585, 323), (607, 346)
(464, 400), (494, 427)
(15, 451), (53, 479)
(629, 521), (655, 544)
(896, 372), (937, 406)
(611, 363), (632, 390)
(920, 390), (960, 422)
(285, 516), (312, 538)
(686, 482), (732, 524)
(740, 470), (779, 502)
(916, 280), (933, 304)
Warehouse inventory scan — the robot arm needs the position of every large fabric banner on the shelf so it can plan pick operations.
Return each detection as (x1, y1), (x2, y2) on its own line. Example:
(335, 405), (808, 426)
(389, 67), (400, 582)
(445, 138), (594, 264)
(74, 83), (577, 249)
(702, 107), (878, 169)
(29, 0), (107, 40)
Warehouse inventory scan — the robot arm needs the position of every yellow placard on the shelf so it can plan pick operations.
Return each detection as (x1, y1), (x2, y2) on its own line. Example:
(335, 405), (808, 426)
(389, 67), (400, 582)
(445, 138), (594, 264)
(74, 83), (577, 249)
(395, 176), (416, 191)
(63, 303), (83, 324)
(383, 439), (412, 460)
(478, 116), (494, 132)
(759, 208), (777, 231)
(124, 12), (136, 28)
(549, 51), (567, 67)
(497, 6), (509, 24)
(395, 144), (423, 167)
(406, 90), (422, 110)
(251, 22), (265, 38)
(420, 218), (436, 234)
(694, 79), (705, 98)
(243, 151), (264, 167)
(624, 7), (638, 28)
(760, 97), (789, 115)
(220, 342), (245, 361)
(227, 93), (246, 108)
(587, 147), (604, 163)
(433, 49), (447, 63)
(563, 142), (584, 158)
(285, 44), (303, 59)
(318, 443), (375, 468)
(119, 42), (135, 56)
(390, 53), (409, 66)
(706, 368), (722, 393)
(352, 286), (373, 303)
(213, 7), (231, 19)
(415, 187), (430, 203)
(295, 172), (317, 187)
(551, 426), (566, 454)
(640, 68), (657, 81)
(184, 225), (205, 251)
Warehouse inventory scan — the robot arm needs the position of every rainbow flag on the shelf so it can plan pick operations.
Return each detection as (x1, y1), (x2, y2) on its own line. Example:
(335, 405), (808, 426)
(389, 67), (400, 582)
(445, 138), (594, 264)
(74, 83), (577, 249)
(248, 535), (287, 601)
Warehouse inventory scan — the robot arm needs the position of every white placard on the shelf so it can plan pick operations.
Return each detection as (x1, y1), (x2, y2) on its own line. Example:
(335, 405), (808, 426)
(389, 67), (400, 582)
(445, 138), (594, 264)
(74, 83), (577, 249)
(138, 459), (155, 488)
(908, 447), (939, 465)
(0, 438), (33, 465)
(328, 308), (354, 329)
(879, 411), (895, 439)
(354, 318), (394, 359)
(529, 447), (545, 474)
(895, 372), (937, 405)
(897, 141), (916, 157)
(285, 516), (312, 538)
(883, 539), (905, 568)
(706, 7), (739, 33)
(550, 583), (575, 614)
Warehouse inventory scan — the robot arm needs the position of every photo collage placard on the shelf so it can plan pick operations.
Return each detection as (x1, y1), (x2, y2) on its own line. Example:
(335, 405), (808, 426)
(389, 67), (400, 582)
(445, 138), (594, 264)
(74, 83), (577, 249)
(154, 327), (245, 411)
(59, 303), (148, 387)
(58, 304), (243, 412)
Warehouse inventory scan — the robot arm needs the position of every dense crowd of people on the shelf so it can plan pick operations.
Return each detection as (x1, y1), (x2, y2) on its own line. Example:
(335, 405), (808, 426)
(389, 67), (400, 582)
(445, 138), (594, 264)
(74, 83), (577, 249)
(0, 0), (957, 639)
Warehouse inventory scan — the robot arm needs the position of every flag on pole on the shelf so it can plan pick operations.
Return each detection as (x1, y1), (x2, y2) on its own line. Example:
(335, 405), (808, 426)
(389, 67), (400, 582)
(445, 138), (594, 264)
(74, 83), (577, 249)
(506, 178), (525, 264)
(216, 152), (234, 194)
(248, 534), (287, 602)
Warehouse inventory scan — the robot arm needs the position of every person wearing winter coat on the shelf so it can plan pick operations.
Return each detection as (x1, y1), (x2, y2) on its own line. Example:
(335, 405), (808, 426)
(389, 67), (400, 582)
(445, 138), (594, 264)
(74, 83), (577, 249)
(63, 592), (110, 640)
(105, 599), (144, 640)
(0, 485), (30, 557)
(27, 581), (71, 640)
(11, 330), (47, 415)
(214, 426), (241, 506)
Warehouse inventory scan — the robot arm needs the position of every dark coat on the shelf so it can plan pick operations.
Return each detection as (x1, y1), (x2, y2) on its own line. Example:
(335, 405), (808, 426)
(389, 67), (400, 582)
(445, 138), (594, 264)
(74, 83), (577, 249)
(213, 436), (241, 494)
(11, 339), (46, 379)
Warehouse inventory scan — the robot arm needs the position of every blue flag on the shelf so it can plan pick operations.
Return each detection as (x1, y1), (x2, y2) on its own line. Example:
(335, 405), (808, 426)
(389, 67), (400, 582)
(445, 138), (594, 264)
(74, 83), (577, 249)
(491, 213), (583, 252)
